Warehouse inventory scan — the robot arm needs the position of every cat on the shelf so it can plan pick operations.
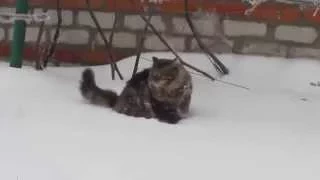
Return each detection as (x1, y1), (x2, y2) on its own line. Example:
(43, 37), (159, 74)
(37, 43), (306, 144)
(79, 56), (193, 124)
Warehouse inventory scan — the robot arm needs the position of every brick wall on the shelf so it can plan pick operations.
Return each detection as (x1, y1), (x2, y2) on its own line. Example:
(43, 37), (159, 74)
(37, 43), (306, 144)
(1, 0), (320, 65)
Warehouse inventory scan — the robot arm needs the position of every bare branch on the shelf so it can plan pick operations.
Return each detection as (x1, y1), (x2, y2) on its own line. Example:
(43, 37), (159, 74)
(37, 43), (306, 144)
(132, 13), (153, 77)
(43, 0), (62, 68)
(108, 9), (118, 79)
(108, 12), (118, 45)
(184, 0), (229, 75)
(85, 0), (123, 80)
(33, 8), (47, 70)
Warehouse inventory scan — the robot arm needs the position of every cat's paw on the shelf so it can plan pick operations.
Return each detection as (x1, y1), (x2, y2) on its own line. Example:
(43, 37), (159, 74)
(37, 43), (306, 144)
(158, 116), (181, 124)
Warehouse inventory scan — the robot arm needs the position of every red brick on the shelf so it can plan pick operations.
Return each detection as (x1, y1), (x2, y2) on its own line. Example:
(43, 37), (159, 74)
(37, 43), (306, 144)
(105, 0), (143, 12)
(280, 6), (301, 23)
(53, 49), (83, 63)
(0, 0), (15, 6)
(23, 46), (39, 60)
(0, 0), (105, 9)
(0, 43), (10, 57)
(62, 0), (104, 10)
(202, 1), (300, 23)
(0, 42), (123, 65)
(51, 48), (120, 64)
(158, 0), (201, 13)
(249, 4), (280, 21)
(0, 44), (40, 61)
(303, 8), (320, 24)
(29, 0), (54, 7)
(242, 3), (300, 23)
(205, 2), (247, 15)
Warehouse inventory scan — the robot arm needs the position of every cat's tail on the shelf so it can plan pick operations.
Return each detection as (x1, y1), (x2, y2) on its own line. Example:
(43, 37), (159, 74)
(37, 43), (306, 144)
(80, 68), (118, 107)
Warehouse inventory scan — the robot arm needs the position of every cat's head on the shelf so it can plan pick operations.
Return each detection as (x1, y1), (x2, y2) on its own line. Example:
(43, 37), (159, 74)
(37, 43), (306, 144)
(149, 56), (182, 82)
(148, 57), (191, 102)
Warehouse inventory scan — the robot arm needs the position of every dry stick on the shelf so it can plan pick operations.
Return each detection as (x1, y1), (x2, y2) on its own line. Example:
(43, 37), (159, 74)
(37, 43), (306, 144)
(86, 0), (114, 79)
(127, 0), (179, 58)
(132, 14), (153, 77)
(108, 0), (118, 44)
(85, 0), (123, 80)
(215, 79), (250, 90)
(128, 1), (218, 82)
(108, 10), (118, 80)
(43, 0), (61, 68)
(34, 9), (47, 70)
(108, 12), (117, 47)
(184, 0), (229, 75)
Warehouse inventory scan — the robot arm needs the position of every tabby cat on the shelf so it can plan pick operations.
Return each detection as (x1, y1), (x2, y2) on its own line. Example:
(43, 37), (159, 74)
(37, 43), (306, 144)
(80, 56), (192, 124)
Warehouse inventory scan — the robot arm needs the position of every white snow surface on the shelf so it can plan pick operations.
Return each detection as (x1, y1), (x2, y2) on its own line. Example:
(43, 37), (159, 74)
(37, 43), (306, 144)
(1, 52), (320, 180)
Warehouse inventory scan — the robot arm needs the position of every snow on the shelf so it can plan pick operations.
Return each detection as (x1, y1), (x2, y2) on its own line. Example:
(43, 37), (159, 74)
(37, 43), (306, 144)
(0, 52), (320, 180)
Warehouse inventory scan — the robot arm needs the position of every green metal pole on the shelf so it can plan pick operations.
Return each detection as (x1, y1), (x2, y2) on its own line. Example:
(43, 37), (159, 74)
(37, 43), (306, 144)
(9, 0), (29, 68)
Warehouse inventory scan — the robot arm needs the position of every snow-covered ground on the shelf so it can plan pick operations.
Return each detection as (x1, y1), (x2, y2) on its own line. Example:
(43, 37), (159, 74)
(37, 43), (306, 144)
(1, 52), (320, 180)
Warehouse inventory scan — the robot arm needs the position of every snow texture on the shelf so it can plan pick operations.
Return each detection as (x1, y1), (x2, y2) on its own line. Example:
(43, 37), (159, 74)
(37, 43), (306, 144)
(1, 52), (320, 180)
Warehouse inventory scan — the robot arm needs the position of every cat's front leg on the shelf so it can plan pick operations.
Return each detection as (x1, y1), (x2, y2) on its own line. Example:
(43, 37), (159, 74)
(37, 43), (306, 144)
(141, 88), (156, 119)
(143, 101), (156, 119)
(178, 94), (191, 117)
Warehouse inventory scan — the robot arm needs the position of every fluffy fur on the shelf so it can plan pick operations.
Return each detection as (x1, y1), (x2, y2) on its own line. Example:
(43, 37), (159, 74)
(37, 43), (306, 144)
(79, 57), (192, 124)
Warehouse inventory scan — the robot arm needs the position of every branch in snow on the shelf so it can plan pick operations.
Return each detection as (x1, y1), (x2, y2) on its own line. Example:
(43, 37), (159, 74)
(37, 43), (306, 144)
(108, 1), (119, 79)
(85, 0), (123, 80)
(184, 0), (229, 75)
(132, 13), (153, 77)
(33, 8), (47, 70)
(43, 0), (62, 69)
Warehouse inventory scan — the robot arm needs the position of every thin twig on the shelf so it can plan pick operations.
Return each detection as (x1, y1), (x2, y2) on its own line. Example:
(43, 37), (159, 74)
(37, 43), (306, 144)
(108, 4), (118, 79)
(132, 13), (153, 77)
(184, 0), (229, 75)
(43, 0), (61, 68)
(85, 0), (123, 80)
(215, 79), (250, 90)
(128, 0), (218, 82)
(34, 9), (47, 70)
(108, 12), (117, 46)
